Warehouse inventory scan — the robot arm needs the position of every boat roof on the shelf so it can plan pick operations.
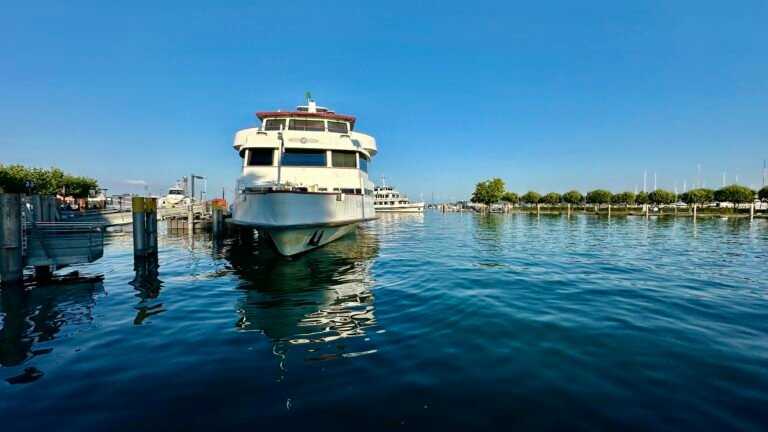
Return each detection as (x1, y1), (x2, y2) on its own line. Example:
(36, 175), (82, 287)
(255, 111), (356, 128)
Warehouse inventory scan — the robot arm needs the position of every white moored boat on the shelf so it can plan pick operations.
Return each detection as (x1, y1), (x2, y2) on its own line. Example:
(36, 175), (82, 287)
(158, 182), (190, 208)
(229, 99), (377, 256)
(374, 178), (424, 213)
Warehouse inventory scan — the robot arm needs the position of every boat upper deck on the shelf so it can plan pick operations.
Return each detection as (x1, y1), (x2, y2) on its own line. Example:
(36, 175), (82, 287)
(233, 100), (376, 157)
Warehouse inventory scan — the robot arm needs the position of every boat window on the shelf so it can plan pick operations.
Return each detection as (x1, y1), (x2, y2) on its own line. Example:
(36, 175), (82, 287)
(359, 156), (369, 172)
(264, 119), (286, 131)
(247, 149), (274, 166)
(327, 121), (348, 133)
(282, 149), (327, 167)
(331, 151), (357, 168)
(289, 119), (325, 131)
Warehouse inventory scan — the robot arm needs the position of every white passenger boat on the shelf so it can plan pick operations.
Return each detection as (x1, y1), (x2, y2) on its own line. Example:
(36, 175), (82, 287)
(229, 99), (377, 256)
(374, 178), (424, 213)
(158, 182), (190, 208)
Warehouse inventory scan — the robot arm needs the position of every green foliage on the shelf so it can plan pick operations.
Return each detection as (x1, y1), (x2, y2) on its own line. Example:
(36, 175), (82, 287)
(541, 192), (562, 206)
(501, 191), (519, 204)
(562, 190), (583, 205)
(0, 164), (99, 198)
(714, 185), (755, 204)
(648, 189), (676, 205)
(471, 178), (506, 205)
(635, 191), (649, 205)
(680, 188), (715, 205)
(521, 191), (541, 205)
(759, 186), (768, 201)
(585, 189), (612, 205)
(613, 191), (636, 205)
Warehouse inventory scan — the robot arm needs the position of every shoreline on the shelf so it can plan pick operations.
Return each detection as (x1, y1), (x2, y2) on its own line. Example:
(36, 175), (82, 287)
(437, 208), (768, 219)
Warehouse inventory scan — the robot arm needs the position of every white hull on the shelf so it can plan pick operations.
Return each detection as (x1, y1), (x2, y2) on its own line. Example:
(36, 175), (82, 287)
(259, 224), (358, 256)
(374, 203), (424, 213)
(229, 191), (376, 256)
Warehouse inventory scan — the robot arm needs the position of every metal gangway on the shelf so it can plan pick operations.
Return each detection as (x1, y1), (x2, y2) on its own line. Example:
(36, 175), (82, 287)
(24, 221), (104, 268)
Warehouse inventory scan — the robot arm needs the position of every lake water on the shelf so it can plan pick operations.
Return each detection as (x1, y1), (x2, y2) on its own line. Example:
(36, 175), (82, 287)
(1, 212), (767, 430)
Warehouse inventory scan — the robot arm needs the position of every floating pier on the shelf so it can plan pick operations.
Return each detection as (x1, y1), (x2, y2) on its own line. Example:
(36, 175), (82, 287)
(0, 193), (105, 285)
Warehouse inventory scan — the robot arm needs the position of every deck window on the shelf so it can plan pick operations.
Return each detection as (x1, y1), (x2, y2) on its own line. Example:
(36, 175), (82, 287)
(264, 119), (286, 131)
(331, 151), (357, 168)
(359, 155), (369, 172)
(289, 119), (325, 131)
(282, 149), (327, 167)
(327, 121), (349, 133)
(247, 149), (274, 166)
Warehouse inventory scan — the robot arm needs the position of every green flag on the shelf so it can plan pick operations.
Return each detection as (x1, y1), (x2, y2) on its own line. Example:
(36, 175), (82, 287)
(305, 91), (312, 100)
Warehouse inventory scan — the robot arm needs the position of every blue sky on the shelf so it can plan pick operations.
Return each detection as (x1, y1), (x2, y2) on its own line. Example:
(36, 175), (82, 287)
(2, 0), (766, 202)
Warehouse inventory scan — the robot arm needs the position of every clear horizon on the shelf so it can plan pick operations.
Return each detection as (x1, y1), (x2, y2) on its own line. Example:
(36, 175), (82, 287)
(2, 0), (766, 202)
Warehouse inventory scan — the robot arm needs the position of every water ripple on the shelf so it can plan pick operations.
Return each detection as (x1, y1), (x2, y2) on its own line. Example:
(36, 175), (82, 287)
(0, 214), (766, 430)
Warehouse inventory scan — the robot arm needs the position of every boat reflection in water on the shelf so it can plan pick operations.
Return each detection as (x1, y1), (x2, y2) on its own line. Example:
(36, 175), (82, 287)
(0, 279), (105, 384)
(226, 225), (380, 366)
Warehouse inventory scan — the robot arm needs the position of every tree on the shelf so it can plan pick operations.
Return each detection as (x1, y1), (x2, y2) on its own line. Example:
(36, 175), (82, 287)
(680, 188), (715, 206)
(501, 192), (519, 205)
(635, 191), (649, 205)
(64, 176), (99, 198)
(714, 185), (755, 205)
(585, 189), (612, 206)
(0, 164), (98, 197)
(648, 189), (676, 206)
(471, 178), (506, 207)
(541, 192), (562, 206)
(562, 190), (583, 206)
(521, 191), (541, 205)
(759, 186), (768, 201)
(613, 191), (636, 206)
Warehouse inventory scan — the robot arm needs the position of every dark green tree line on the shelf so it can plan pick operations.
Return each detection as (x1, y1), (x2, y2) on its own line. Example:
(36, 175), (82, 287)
(0, 164), (99, 198)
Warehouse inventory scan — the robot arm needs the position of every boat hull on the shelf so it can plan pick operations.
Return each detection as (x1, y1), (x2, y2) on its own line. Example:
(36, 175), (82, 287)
(228, 191), (376, 256)
(374, 204), (424, 213)
(259, 224), (358, 256)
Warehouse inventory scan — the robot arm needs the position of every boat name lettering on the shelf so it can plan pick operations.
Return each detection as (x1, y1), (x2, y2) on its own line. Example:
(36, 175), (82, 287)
(288, 137), (318, 144)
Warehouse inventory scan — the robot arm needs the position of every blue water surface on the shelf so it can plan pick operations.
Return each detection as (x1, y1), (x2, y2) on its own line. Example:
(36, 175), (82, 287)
(1, 212), (767, 430)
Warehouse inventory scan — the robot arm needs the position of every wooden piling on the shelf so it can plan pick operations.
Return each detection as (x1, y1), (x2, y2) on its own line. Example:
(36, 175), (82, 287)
(145, 198), (158, 255)
(0, 193), (24, 284)
(212, 201), (223, 236)
(132, 197), (147, 257)
(188, 202), (194, 232)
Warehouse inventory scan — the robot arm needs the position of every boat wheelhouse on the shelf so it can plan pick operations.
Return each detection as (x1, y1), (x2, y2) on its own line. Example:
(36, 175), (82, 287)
(229, 100), (377, 255)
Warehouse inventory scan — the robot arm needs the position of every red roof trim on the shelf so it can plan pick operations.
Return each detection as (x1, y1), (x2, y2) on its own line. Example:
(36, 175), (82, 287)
(255, 111), (356, 126)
